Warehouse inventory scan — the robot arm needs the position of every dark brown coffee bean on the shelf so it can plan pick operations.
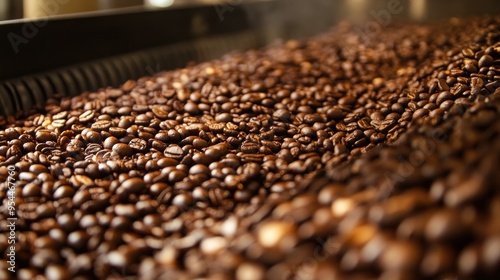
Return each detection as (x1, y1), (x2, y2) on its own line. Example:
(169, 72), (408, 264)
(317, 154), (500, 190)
(439, 100), (455, 110)
(67, 230), (90, 251)
(371, 119), (396, 133)
(109, 127), (127, 138)
(458, 244), (481, 276)
(437, 79), (450, 91)
(436, 91), (453, 105)
(184, 102), (200, 115)
(4, 127), (20, 140)
(129, 138), (148, 152)
(380, 240), (422, 272)
(425, 209), (468, 242)
(325, 108), (343, 121)
(257, 221), (297, 250)
(444, 173), (485, 206)
(288, 160), (307, 173)
(51, 119), (66, 128)
(224, 174), (241, 188)
(485, 80), (500, 93)
(189, 164), (210, 175)
(31, 249), (61, 268)
(462, 48), (475, 58)
(370, 132), (385, 143)
(413, 108), (430, 119)
(193, 138), (209, 150)
(420, 245), (454, 277)
(172, 193), (193, 207)
(91, 120), (112, 131)
(164, 144), (184, 160)
(168, 169), (187, 183)
(338, 96), (356, 106)
(135, 114), (152, 126)
(464, 61), (478, 73)
(114, 204), (139, 218)
(68, 253), (93, 275)
(19, 171), (36, 181)
(53, 186), (75, 199)
(79, 110), (95, 123)
(478, 54), (494, 68)
(112, 143), (133, 157)
(152, 106), (169, 119)
(36, 130), (56, 143)
(482, 235), (500, 271)
(241, 141), (259, 154)
(121, 177), (145, 194)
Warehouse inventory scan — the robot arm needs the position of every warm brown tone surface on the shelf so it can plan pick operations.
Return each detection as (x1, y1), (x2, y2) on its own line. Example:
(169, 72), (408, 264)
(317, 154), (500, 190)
(1, 17), (499, 279)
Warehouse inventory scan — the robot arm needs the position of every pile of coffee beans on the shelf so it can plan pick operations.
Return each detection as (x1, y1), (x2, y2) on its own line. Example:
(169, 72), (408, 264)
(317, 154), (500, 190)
(0, 16), (499, 279)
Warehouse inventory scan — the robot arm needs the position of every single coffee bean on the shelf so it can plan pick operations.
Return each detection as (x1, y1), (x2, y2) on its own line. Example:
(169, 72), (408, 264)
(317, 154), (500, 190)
(135, 114), (152, 125)
(241, 141), (260, 154)
(338, 96), (356, 106)
(172, 193), (193, 208)
(380, 240), (422, 272)
(420, 245), (455, 277)
(113, 143), (133, 157)
(425, 209), (468, 242)
(79, 110), (95, 123)
(91, 120), (112, 131)
(478, 54), (494, 68)
(164, 144), (184, 160)
(257, 221), (297, 251)
(129, 138), (148, 152)
(413, 108), (430, 119)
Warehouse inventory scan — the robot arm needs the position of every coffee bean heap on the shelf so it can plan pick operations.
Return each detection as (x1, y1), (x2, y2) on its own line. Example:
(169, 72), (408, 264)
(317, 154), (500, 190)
(0, 17), (499, 279)
(254, 92), (500, 280)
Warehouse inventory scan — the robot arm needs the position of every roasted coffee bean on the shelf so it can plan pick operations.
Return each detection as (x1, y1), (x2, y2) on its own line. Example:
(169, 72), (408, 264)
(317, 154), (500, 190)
(172, 193), (193, 208)
(478, 54), (494, 68)
(121, 177), (145, 194)
(425, 209), (468, 242)
(135, 114), (152, 125)
(91, 120), (112, 131)
(53, 186), (75, 199)
(129, 138), (148, 152)
(109, 127), (127, 138)
(413, 108), (430, 118)
(168, 169), (187, 183)
(79, 110), (95, 123)
(257, 221), (297, 250)
(112, 143), (133, 157)
(164, 144), (184, 159)
(420, 245), (455, 277)
(103, 136), (119, 149)
(380, 240), (422, 272)
(31, 249), (61, 268)
(189, 164), (210, 175)
(241, 141), (259, 154)
(338, 96), (356, 106)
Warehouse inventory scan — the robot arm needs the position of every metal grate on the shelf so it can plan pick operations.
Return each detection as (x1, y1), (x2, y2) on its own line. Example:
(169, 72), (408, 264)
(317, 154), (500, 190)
(0, 31), (258, 117)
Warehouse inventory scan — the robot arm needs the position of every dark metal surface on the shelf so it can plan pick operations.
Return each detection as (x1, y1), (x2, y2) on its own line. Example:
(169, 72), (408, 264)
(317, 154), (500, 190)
(0, 4), (258, 81)
(0, 30), (259, 116)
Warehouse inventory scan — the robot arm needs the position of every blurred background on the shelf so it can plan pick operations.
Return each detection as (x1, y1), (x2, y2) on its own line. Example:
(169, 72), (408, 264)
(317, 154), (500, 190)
(3, 0), (500, 45)
(0, 0), (498, 22)
(3, 0), (203, 20)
